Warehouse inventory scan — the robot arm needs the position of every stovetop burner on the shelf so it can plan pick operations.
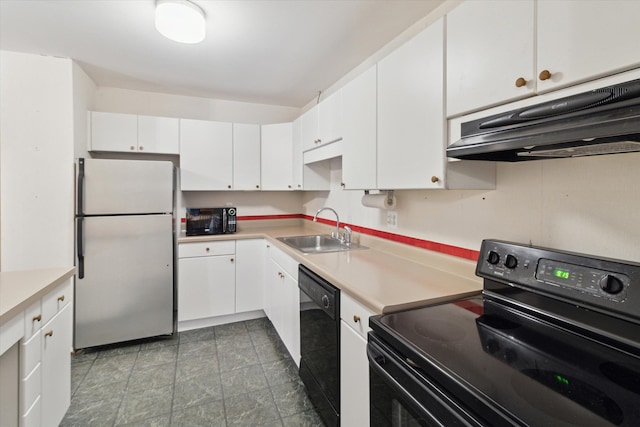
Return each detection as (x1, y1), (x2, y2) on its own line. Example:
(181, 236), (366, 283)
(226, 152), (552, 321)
(414, 319), (466, 342)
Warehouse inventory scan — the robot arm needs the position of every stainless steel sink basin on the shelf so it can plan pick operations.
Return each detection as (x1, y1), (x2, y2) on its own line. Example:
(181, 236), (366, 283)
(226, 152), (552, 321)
(277, 234), (367, 254)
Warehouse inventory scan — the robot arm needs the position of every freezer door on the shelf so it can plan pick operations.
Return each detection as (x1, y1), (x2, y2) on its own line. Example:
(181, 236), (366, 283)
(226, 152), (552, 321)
(78, 158), (173, 215)
(75, 214), (174, 348)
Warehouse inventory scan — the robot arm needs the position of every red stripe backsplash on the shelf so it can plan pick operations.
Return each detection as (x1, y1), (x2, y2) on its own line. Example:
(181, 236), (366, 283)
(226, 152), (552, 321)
(236, 213), (480, 261)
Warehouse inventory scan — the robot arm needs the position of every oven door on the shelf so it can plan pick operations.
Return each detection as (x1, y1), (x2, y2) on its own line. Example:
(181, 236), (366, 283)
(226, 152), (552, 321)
(368, 334), (482, 427)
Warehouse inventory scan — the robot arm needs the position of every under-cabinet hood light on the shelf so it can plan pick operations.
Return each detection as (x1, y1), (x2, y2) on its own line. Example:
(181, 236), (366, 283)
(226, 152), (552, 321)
(155, 0), (206, 44)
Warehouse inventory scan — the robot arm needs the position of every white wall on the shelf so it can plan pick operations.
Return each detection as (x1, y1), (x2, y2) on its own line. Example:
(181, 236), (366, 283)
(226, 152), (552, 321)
(302, 154), (640, 263)
(0, 51), (75, 271)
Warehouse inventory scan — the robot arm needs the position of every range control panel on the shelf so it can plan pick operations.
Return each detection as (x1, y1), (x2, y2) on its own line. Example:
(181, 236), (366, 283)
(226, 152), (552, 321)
(476, 240), (639, 318)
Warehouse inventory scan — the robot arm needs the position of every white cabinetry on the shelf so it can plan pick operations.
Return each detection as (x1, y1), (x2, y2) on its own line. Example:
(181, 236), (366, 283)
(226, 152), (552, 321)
(377, 18), (445, 189)
(178, 241), (236, 322)
(340, 293), (374, 427)
(265, 244), (300, 365)
(89, 112), (179, 154)
(291, 117), (303, 190)
(300, 90), (342, 152)
(233, 123), (261, 190)
(300, 107), (319, 152)
(261, 123), (294, 190)
(446, 0), (535, 117)
(446, 0), (640, 117)
(180, 119), (233, 191)
(341, 65), (377, 190)
(235, 239), (265, 313)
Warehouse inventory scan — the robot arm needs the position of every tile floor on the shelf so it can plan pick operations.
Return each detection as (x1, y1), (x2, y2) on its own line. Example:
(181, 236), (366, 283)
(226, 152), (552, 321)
(62, 318), (324, 426)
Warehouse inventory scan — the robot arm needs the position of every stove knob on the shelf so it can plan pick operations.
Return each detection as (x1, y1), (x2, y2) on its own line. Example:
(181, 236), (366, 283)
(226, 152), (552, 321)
(600, 275), (624, 294)
(487, 251), (500, 265)
(505, 254), (518, 269)
(322, 295), (331, 309)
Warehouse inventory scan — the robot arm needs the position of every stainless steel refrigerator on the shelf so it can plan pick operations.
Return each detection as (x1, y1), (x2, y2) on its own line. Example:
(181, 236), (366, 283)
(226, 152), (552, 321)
(75, 158), (175, 349)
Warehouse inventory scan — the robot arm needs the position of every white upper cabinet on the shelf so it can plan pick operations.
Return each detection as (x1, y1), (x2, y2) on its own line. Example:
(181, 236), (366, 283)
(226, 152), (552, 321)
(261, 123), (294, 190)
(138, 115), (180, 154)
(89, 112), (179, 154)
(232, 123), (261, 190)
(341, 65), (377, 190)
(446, 0), (640, 117)
(300, 106), (319, 152)
(300, 90), (343, 152)
(536, 0), (640, 93)
(446, 0), (535, 117)
(377, 18), (445, 189)
(179, 119), (233, 191)
(291, 117), (303, 190)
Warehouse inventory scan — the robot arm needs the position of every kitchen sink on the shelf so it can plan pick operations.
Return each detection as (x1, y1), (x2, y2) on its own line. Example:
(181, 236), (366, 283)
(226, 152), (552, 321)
(277, 234), (367, 254)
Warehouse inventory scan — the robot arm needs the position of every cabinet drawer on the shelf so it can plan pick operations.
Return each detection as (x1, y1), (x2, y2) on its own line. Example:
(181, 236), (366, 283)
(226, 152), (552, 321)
(21, 330), (41, 377)
(340, 293), (375, 339)
(24, 301), (42, 340)
(42, 280), (72, 325)
(21, 395), (41, 427)
(270, 245), (299, 279)
(179, 241), (235, 258)
(20, 364), (41, 416)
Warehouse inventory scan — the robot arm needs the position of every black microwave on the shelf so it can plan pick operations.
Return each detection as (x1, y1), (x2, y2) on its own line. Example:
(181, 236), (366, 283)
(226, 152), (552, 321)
(185, 207), (237, 236)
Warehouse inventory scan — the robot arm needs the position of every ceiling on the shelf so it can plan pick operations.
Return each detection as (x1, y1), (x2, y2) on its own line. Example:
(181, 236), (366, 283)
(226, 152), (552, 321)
(0, 0), (444, 108)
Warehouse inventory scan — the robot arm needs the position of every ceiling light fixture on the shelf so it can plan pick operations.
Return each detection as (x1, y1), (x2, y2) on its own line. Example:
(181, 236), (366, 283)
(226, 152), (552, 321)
(155, 0), (206, 44)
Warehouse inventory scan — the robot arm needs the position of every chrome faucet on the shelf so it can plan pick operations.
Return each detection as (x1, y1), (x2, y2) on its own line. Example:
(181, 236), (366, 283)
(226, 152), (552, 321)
(313, 207), (340, 239)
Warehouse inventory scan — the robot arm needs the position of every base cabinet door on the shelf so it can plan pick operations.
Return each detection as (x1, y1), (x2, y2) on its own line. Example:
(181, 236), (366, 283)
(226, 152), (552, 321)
(235, 239), (265, 313)
(40, 303), (72, 427)
(340, 322), (369, 427)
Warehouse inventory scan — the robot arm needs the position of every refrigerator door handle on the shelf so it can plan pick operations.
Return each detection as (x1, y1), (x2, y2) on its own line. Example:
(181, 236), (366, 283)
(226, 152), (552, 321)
(77, 217), (85, 279)
(77, 158), (85, 215)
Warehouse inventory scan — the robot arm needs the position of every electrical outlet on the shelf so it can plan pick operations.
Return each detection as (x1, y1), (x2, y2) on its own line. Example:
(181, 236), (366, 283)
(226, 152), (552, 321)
(386, 211), (398, 229)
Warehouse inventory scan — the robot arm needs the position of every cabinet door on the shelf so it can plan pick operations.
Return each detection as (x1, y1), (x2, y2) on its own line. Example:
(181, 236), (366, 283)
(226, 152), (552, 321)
(300, 106), (319, 152)
(340, 321), (369, 427)
(235, 239), (265, 313)
(537, 0), (640, 93)
(233, 123), (261, 190)
(282, 271), (300, 364)
(41, 303), (72, 427)
(261, 123), (293, 190)
(138, 115), (179, 154)
(89, 111), (137, 152)
(342, 65), (377, 190)
(317, 90), (342, 145)
(377, 18), (445, 189)
(180, 119), (233, 191)
(446, 0), (534, 117)
(178, 255), (236, 321)
(291, 117), (303, 190)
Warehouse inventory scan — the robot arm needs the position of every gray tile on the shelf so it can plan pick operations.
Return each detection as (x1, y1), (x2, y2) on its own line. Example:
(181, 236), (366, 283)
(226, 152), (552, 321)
(173, 375), (224, 411)
(214, 321), (247, 338)
(71, 349), (99, 365)
(71, 361), (93, 396)
(281, 410), (324, 427)
(82, 353), (137, 389)
(215, 331), (253, 353)
(271, 380), (315, 418)
(178, 339), (217, 359)
(176, 354), (219, 382)
(116, 413), (171, 427)
(224, 388), (280, 427)
(262, 358), (301, 387)
(248, 326), (280, 347)
(135, 346), (178, 369)
(116, 384), (173, 425)
(170, 399), (226, 427)
(96, 343), (141, 358)
(128, 363), (176, 392)
(179, 326), (215, 343)
(217, 345), (260, 372)
(255, 339), (289, 364)
(220, 364), (269, 398)
(73, 379), (128, 405)
(60, 397), (121, 427)
(140, 335), (179, 351)
(243, 317), (272, 331)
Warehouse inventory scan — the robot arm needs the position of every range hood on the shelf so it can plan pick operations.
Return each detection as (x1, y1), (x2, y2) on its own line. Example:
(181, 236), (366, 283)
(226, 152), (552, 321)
(447, 78), (640, 162)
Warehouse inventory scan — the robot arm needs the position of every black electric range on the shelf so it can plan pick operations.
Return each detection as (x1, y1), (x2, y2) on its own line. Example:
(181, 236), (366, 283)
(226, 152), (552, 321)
(368, 239), (640, 426)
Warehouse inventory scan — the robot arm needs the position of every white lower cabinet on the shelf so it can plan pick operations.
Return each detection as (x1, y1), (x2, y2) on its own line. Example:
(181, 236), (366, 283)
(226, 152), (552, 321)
(340, 293), (374, 427)
(265, 244), (300, 365)
(235, 239), (266, 313)
(178, 241), (236, 322)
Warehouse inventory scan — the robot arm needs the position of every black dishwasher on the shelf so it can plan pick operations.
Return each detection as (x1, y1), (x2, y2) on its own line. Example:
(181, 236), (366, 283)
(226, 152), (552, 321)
(298, 265), (340, 427)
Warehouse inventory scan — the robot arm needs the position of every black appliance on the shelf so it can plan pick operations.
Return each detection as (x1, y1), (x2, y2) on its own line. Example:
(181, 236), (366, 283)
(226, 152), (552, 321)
(185, 207), (236, 236)
(368, 239), (640, 426)
(446, 78), (640, 161)
(298, 265), (341, 427)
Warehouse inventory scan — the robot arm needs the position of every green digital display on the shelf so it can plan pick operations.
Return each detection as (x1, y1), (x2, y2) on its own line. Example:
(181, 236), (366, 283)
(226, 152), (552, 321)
(555, 374), (570, 386)
(554, 268), (570, 279)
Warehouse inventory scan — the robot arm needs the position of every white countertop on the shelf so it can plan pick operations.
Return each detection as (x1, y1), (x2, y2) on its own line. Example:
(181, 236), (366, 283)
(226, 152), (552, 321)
(179, 220), (482, 314)
(0, 267), (75, 326)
